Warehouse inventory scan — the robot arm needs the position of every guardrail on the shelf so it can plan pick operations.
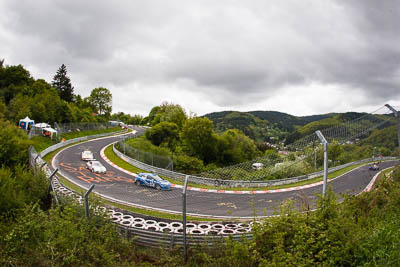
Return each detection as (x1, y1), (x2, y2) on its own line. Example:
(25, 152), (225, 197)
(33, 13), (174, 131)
(39, 129), (126, 158)
(113, 142), (397, 188)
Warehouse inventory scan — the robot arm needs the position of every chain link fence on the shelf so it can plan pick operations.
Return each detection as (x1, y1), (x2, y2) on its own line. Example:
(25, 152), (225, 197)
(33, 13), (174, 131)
(54, 122), (114, 136)
(28, 122), (115, 140)
(116, 138), (174, 171)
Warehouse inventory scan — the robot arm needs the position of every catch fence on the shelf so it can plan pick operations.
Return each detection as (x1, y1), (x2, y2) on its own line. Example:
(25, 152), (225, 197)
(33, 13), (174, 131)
(28, 122), (116, 140)
(113, 105), (398, 187)
(116, 139), (174, 171)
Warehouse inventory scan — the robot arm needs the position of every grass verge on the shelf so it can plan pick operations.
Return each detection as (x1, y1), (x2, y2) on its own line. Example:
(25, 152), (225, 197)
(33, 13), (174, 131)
(105, 144), (370, 191)
(32, 126), (123, 152)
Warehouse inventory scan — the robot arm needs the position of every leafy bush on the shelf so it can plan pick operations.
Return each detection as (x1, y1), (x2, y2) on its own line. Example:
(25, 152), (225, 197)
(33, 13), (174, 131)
(0, 203), (141, 266)
(125, 136), (171, 157)
(0, 120), (32, 168)
(0, 167), (49, 216)
(173, 154), (205, 174)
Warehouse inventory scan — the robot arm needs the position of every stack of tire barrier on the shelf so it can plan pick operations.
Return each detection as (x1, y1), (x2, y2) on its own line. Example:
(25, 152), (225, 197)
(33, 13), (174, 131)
(50, 175), (253, 248)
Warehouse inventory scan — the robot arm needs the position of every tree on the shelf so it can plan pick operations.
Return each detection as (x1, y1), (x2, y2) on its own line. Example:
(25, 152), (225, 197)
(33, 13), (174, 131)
(89, 87), (112, 117)
(151, 102), (188, 129)
(329, 141), (344, 166)
(145, 122), (179, 149)
(181, 117), (218, 164)
(0, 119), (32, 168)
(52, 64), (74, 102)
(0, 100), (5, 119)
(219, 129), (261, 165)
(0, 64), (33, 104)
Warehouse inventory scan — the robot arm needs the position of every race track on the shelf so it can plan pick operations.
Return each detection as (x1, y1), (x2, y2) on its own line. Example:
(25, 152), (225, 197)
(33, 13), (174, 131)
(53, 130), (399, 218)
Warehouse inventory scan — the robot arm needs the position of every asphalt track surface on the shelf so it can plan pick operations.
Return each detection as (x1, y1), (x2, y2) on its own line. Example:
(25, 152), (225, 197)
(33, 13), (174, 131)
(53, 131), (400, 218)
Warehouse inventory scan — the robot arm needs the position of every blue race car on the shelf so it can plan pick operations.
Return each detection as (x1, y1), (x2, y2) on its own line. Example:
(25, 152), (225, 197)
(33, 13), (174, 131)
(369, 163), (380, 171)
(135, 173), (171, 190)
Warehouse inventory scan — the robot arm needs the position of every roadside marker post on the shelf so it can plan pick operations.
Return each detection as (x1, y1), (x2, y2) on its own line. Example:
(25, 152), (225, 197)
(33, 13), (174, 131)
(316, 130), (329, 196)
(182, 175), (189, 264)
(49, 168), (59, 204)
(84, 184), (96, 219)
(385, 104), (400, 155)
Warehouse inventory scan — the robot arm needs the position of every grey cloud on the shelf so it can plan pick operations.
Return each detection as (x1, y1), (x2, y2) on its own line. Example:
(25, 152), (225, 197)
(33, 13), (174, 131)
(1, 0), (399, 114)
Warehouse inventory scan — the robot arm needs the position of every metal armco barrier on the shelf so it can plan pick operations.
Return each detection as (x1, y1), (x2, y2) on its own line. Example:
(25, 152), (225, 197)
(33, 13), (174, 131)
(39, 129), (126, 158)
(113, 143), (397, 188)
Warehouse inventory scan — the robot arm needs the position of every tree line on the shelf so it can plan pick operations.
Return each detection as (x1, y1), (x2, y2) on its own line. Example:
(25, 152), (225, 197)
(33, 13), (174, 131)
(0, 60), (113, 124)
(124, 102), (262, 174)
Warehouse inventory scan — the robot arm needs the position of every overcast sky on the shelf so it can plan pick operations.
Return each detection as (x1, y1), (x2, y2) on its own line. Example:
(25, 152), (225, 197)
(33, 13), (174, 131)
(1, 0), (399, 117)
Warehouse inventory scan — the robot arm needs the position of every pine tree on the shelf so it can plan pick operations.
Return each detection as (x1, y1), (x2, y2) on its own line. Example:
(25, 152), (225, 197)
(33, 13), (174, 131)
(52, 64), (74, 102)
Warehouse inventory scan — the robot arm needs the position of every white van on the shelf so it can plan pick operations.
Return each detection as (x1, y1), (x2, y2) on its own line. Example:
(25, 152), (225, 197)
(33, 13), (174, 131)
(252, 163), (264, 170)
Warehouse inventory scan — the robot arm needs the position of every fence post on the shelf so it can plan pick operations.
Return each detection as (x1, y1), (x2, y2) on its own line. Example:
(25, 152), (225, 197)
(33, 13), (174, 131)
(314, 147), (317, 171)
(182, 175), (189, 264)
(84, 184), (96, 219)
(385, 104), (399, 155)
(122, 137), (126, 154)
(49, 169), (59, 205)
(316, 130), (329, 196)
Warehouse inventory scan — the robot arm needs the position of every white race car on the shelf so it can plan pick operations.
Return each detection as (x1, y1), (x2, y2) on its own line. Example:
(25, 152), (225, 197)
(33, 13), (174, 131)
(86, 160), (106, 174)
(81, 150), (94, 161)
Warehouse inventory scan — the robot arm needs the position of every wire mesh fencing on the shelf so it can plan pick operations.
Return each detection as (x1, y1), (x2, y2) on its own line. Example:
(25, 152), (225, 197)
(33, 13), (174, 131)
(116, 139), (174, 171)
(197, 105), (397, 181)
(28, 122), (116, 140)
(54, 122), (114, 136)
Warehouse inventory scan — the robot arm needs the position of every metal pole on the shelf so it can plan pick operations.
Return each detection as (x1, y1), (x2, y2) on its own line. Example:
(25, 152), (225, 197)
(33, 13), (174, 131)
(84, 184), (96, 219)
(398, 119), (400, 156)
(182, 175), (189, 264)
(316, 130), (329, 197)
(123, 138), (126, 155)
(314, 148), (317, 171)
(323, 143), (328, 196)
(49, 169), (59, 205)
(385, 104), (400, 155)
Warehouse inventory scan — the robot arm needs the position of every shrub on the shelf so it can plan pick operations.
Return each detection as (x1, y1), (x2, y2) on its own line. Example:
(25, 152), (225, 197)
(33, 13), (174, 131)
(173, 154), (205, 174)
(0, 203), (140, 266)
(0, 167), (49, 216)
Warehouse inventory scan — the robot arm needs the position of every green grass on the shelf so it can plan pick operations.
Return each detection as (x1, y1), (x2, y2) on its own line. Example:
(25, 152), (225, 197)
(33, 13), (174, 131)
(61, 126), (123, 140)
(42, 129), (130, 162)
(104, 145), (144, 174)
(31, 135), (57, 152)
(32, 126), (124, 152)
(105, 144), (370, 191)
